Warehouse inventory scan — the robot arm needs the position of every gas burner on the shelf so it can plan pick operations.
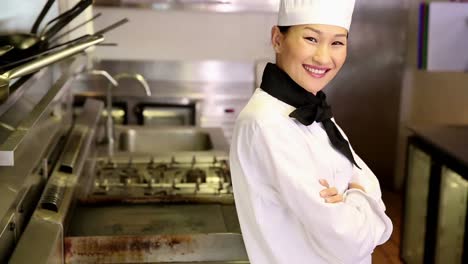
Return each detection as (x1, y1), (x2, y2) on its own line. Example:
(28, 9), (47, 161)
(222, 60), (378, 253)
(91, 155), (232, 197)
(151, 163), (169, 171)
(185, 168), (206, 183)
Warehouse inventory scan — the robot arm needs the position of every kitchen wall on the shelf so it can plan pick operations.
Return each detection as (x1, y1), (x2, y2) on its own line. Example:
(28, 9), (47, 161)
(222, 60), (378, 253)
(0, 0), (59, 33)
(395, 0), (468, 190)
(93, 7), (276, 62)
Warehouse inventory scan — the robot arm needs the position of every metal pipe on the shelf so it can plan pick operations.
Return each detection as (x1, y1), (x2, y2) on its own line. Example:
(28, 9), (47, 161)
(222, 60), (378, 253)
(49, 12), (102, 43)
(0, 45), (13, 56)
(74, 71), (150, 159)
(112, 72), (152, 96)
(76, 70), (118, 159)
(108, 72), (151, 154)
(2, 35), (103, 80)
(1, 35), (104, 103)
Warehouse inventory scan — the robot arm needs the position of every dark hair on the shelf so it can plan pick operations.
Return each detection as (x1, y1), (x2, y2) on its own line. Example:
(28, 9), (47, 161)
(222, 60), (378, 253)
(277, 25), (349, 38)
(278, 26), (291, 33)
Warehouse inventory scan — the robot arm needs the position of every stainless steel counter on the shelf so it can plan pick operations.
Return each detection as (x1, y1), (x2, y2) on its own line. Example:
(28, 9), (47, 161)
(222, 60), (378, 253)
(0, 56), (86, 262)
(8, 98), (104, 264)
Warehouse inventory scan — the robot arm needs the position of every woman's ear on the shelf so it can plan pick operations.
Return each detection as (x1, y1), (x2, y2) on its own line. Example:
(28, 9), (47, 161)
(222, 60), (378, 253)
(271, 26), (283, 53)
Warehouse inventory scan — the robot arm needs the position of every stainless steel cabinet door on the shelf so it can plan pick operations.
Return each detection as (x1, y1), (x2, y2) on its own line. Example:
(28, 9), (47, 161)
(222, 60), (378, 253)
(435, 167), (468, 264)
(402, 145), (432, 264)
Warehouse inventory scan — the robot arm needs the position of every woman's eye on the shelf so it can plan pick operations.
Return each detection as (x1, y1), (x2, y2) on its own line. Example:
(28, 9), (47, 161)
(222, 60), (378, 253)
(332, 41), (345, 46)
(304, 37), (318, 43)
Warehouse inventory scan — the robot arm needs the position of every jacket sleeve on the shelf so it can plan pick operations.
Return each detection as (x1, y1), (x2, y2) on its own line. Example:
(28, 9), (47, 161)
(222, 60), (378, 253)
(245, 120), (393, 264)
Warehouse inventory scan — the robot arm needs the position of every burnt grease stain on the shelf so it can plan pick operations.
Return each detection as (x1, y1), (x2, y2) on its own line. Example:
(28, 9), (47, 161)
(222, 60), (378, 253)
(64, 234), (193, 258)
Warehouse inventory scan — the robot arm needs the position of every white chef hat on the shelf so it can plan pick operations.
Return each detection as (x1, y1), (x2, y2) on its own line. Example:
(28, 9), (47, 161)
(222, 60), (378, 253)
(278, 0), (356, 31)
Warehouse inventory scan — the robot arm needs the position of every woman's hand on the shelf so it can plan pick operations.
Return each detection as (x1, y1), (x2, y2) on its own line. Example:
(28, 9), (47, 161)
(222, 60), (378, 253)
(318, 180), (367, 203)
(319, 179), (343, 203)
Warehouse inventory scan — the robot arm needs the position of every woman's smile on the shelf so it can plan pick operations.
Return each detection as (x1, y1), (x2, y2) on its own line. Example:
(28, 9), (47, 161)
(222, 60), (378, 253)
(303, 64), (331, 79)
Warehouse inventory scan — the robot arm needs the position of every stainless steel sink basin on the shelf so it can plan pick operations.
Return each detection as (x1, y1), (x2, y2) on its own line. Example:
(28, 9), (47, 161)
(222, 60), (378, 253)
(114, 125), (229, 153)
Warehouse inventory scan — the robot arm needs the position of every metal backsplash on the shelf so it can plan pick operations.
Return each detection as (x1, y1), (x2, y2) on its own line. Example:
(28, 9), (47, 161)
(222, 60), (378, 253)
(73, 60), (255, 144)
(95, 0), (279, 12)
(97, 60), (255, 83)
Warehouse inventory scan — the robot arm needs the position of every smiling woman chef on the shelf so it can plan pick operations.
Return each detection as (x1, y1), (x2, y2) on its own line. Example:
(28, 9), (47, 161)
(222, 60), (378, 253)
(229, 0), (393, 263)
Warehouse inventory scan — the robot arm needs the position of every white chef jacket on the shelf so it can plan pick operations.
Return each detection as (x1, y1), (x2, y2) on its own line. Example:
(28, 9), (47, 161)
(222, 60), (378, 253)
(229, 88), (393, 264)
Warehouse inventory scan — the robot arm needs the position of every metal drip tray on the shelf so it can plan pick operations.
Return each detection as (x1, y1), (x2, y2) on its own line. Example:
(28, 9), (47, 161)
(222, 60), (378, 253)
(68, 204), (240, 236)
(65, 197), (245, 263)
(62, 153), (245, 263)
(60, 130), (244, 263)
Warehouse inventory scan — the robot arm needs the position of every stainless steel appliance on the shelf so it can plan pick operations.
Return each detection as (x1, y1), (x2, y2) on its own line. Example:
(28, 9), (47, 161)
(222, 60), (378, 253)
(0, 57), (248, 263)
(141, 105), (194, 126)
(402, 126), (468, 264)
(72, 60), (255, 144)
(0, 56), (84, 261)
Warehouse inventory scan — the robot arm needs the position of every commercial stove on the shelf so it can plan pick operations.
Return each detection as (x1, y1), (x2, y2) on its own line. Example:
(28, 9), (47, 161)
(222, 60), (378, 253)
(91, 155), (232, 197)
(0, 57), (248, 263)
(61, 153), (244, 263)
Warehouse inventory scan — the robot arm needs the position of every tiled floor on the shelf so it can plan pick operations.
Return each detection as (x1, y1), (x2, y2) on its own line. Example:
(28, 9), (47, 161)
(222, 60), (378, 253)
(372, 190), (403, 264)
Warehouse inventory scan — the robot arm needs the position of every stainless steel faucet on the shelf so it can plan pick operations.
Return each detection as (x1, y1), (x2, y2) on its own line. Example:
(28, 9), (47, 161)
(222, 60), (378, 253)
(76, 71), (151, 158)
(76, 70), (118, 158)
(112, 72), (152, 96)
(107, 72), (151, 155)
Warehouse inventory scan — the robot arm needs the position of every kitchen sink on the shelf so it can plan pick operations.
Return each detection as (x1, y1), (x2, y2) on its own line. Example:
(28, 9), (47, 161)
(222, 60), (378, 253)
(113, 125), (229, 153)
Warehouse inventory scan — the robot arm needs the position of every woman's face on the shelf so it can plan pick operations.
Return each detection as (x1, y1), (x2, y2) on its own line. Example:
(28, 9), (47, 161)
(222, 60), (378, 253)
(272, 24), (348, 95)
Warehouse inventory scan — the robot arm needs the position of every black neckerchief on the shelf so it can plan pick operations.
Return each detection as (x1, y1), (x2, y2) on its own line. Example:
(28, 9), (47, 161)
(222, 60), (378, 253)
(260, 63), (361, 169)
